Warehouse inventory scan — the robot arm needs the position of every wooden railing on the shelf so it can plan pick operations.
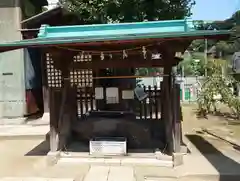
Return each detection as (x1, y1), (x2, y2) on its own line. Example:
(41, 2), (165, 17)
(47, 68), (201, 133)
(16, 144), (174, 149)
(76, 85), (161, 120)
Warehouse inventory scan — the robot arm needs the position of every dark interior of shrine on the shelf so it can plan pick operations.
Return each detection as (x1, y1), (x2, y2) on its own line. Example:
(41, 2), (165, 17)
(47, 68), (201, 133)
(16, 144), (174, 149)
(70, 68), (167, 152)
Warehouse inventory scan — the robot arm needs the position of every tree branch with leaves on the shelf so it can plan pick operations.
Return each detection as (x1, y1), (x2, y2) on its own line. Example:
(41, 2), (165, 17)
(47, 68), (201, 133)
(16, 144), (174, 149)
(60, 0), (195, 24)
(197, 59), (240, 119)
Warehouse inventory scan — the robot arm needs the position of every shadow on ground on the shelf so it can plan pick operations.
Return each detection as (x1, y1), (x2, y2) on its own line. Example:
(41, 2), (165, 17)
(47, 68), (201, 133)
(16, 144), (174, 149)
(186, 134), (240, 181)
(202, 129), (240, 152)
(25, 140), (50, 156)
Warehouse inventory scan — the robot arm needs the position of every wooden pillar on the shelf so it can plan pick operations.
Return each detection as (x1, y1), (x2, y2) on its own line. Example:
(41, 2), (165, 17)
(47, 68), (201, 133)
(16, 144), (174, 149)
(58, 51), (76, 151)
(162, 67), (183, 154)
(58, 79), (73, 150)
(41, 52), (50, 123)
(49, 89), (60, 151)
(172, 82), (181, 152)
(175, 83), (184, 145)
(48, 50), (76, 152)
(162, 64), (174, 154)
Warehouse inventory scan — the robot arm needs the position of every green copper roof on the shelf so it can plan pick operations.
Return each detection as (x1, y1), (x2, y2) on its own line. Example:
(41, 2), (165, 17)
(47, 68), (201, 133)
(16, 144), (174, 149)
(0, 19), (231, 53)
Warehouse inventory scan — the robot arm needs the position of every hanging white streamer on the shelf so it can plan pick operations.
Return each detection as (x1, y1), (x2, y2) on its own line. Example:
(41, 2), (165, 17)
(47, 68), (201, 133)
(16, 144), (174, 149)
(123, 50), (128, 59)
(142, 46), (147, 59)
(101, 52), (104, 60)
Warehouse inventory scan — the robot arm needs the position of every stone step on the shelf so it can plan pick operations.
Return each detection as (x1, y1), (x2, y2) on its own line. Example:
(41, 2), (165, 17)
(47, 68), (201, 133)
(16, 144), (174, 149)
(0, 177), (73, 181)
(58, 157), (173, 167)
(0, 125), (49, 140)
(144, 177), (177, 181)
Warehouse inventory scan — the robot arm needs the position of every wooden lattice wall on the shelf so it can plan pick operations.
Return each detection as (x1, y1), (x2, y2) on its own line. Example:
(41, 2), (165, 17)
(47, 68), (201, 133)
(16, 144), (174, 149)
(46, 53), (62, 88)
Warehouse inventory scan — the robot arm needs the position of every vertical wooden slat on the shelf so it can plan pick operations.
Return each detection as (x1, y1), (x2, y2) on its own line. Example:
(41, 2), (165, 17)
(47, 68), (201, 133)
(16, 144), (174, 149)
(71, 86), (78, 120)
(90, 87), (94, 111)
(84, 87), (89, 114)
(79, 89), (83, 117)
(148, 86), (154, 137)
(143, 86), (147, 120)
(139, 96), (143, 120)
(154, 85), (159, 120)
(148, 85), (153, 120)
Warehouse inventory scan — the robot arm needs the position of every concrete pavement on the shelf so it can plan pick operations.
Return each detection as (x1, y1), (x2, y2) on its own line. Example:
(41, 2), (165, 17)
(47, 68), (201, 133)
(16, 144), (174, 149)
(0, 178), (73, 181)
(0, 125), (49, 139)
(83, 166), (135, 181)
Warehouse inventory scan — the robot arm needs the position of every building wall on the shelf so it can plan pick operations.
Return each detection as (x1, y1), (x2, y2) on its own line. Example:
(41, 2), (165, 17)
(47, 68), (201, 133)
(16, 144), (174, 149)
(0, 0), (26, 118)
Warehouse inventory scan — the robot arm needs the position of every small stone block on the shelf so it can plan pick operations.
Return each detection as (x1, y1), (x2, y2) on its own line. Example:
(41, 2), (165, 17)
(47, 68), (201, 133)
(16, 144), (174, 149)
(180, 145), (188, 154)
(155, 151), (172, 161)
(47, 151), (60, 166)
(172, 153), (183, 167)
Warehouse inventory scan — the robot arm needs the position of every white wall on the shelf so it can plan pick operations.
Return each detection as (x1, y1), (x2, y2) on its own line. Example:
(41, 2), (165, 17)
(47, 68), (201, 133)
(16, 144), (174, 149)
(0, 0), (26, 118)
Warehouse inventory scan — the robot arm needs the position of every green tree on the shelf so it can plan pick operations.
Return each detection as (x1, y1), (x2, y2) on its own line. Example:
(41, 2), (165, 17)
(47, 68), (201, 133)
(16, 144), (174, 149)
(197, 59), (240, 118)
(178, 51), (205, 76)
(60, 0), (195, 24)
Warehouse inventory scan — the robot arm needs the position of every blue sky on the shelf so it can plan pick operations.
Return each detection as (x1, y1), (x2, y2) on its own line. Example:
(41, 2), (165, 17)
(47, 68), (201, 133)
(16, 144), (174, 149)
(191, 0), (239, 20)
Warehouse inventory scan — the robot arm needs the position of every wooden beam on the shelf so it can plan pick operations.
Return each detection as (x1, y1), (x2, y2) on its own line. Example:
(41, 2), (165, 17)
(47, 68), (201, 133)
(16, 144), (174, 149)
(48, 34), (229, 49)
(70, 57), (182, 69)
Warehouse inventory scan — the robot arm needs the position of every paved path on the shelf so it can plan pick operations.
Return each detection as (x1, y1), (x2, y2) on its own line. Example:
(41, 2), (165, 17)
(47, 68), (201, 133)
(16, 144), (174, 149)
(0, 166), (135, 181)
(83, 166), (135, 181)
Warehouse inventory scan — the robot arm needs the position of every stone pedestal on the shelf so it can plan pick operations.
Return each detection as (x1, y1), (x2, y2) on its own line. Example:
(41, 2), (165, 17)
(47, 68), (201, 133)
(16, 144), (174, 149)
(172, 152), (184, 167)
(47, 151), (60, 166)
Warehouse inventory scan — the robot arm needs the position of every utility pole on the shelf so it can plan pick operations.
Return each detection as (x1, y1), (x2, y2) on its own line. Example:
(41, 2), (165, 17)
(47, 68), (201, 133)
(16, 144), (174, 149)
(204, 39), (208, 77)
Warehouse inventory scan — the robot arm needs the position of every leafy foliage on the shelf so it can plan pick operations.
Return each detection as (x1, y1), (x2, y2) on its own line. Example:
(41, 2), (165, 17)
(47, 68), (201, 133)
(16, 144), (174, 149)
(197, 59), (240, 118)
(60, 0), (195, 24)
(177, 51), (205, 76)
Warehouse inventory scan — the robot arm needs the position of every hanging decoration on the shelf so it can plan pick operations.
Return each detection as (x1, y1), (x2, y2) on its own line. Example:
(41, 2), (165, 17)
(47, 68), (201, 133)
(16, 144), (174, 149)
(100, 52), (104, 60)
(123, 50), (128, 59)
(109, 54), (113, 59)
(152, 53), (162, 60)
(55, 42), (166, 61)
(142, 46), (147, 59)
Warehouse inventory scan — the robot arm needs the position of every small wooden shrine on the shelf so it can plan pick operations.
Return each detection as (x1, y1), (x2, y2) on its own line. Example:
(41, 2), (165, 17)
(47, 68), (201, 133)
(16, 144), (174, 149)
(0, 19), (230, 155)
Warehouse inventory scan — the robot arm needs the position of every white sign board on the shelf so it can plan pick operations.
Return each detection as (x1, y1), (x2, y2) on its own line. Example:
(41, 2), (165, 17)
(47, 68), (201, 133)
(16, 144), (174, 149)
(95, 87), (104, 99)
(106, 87), (119, 104)
(122, 90), (134, 99)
